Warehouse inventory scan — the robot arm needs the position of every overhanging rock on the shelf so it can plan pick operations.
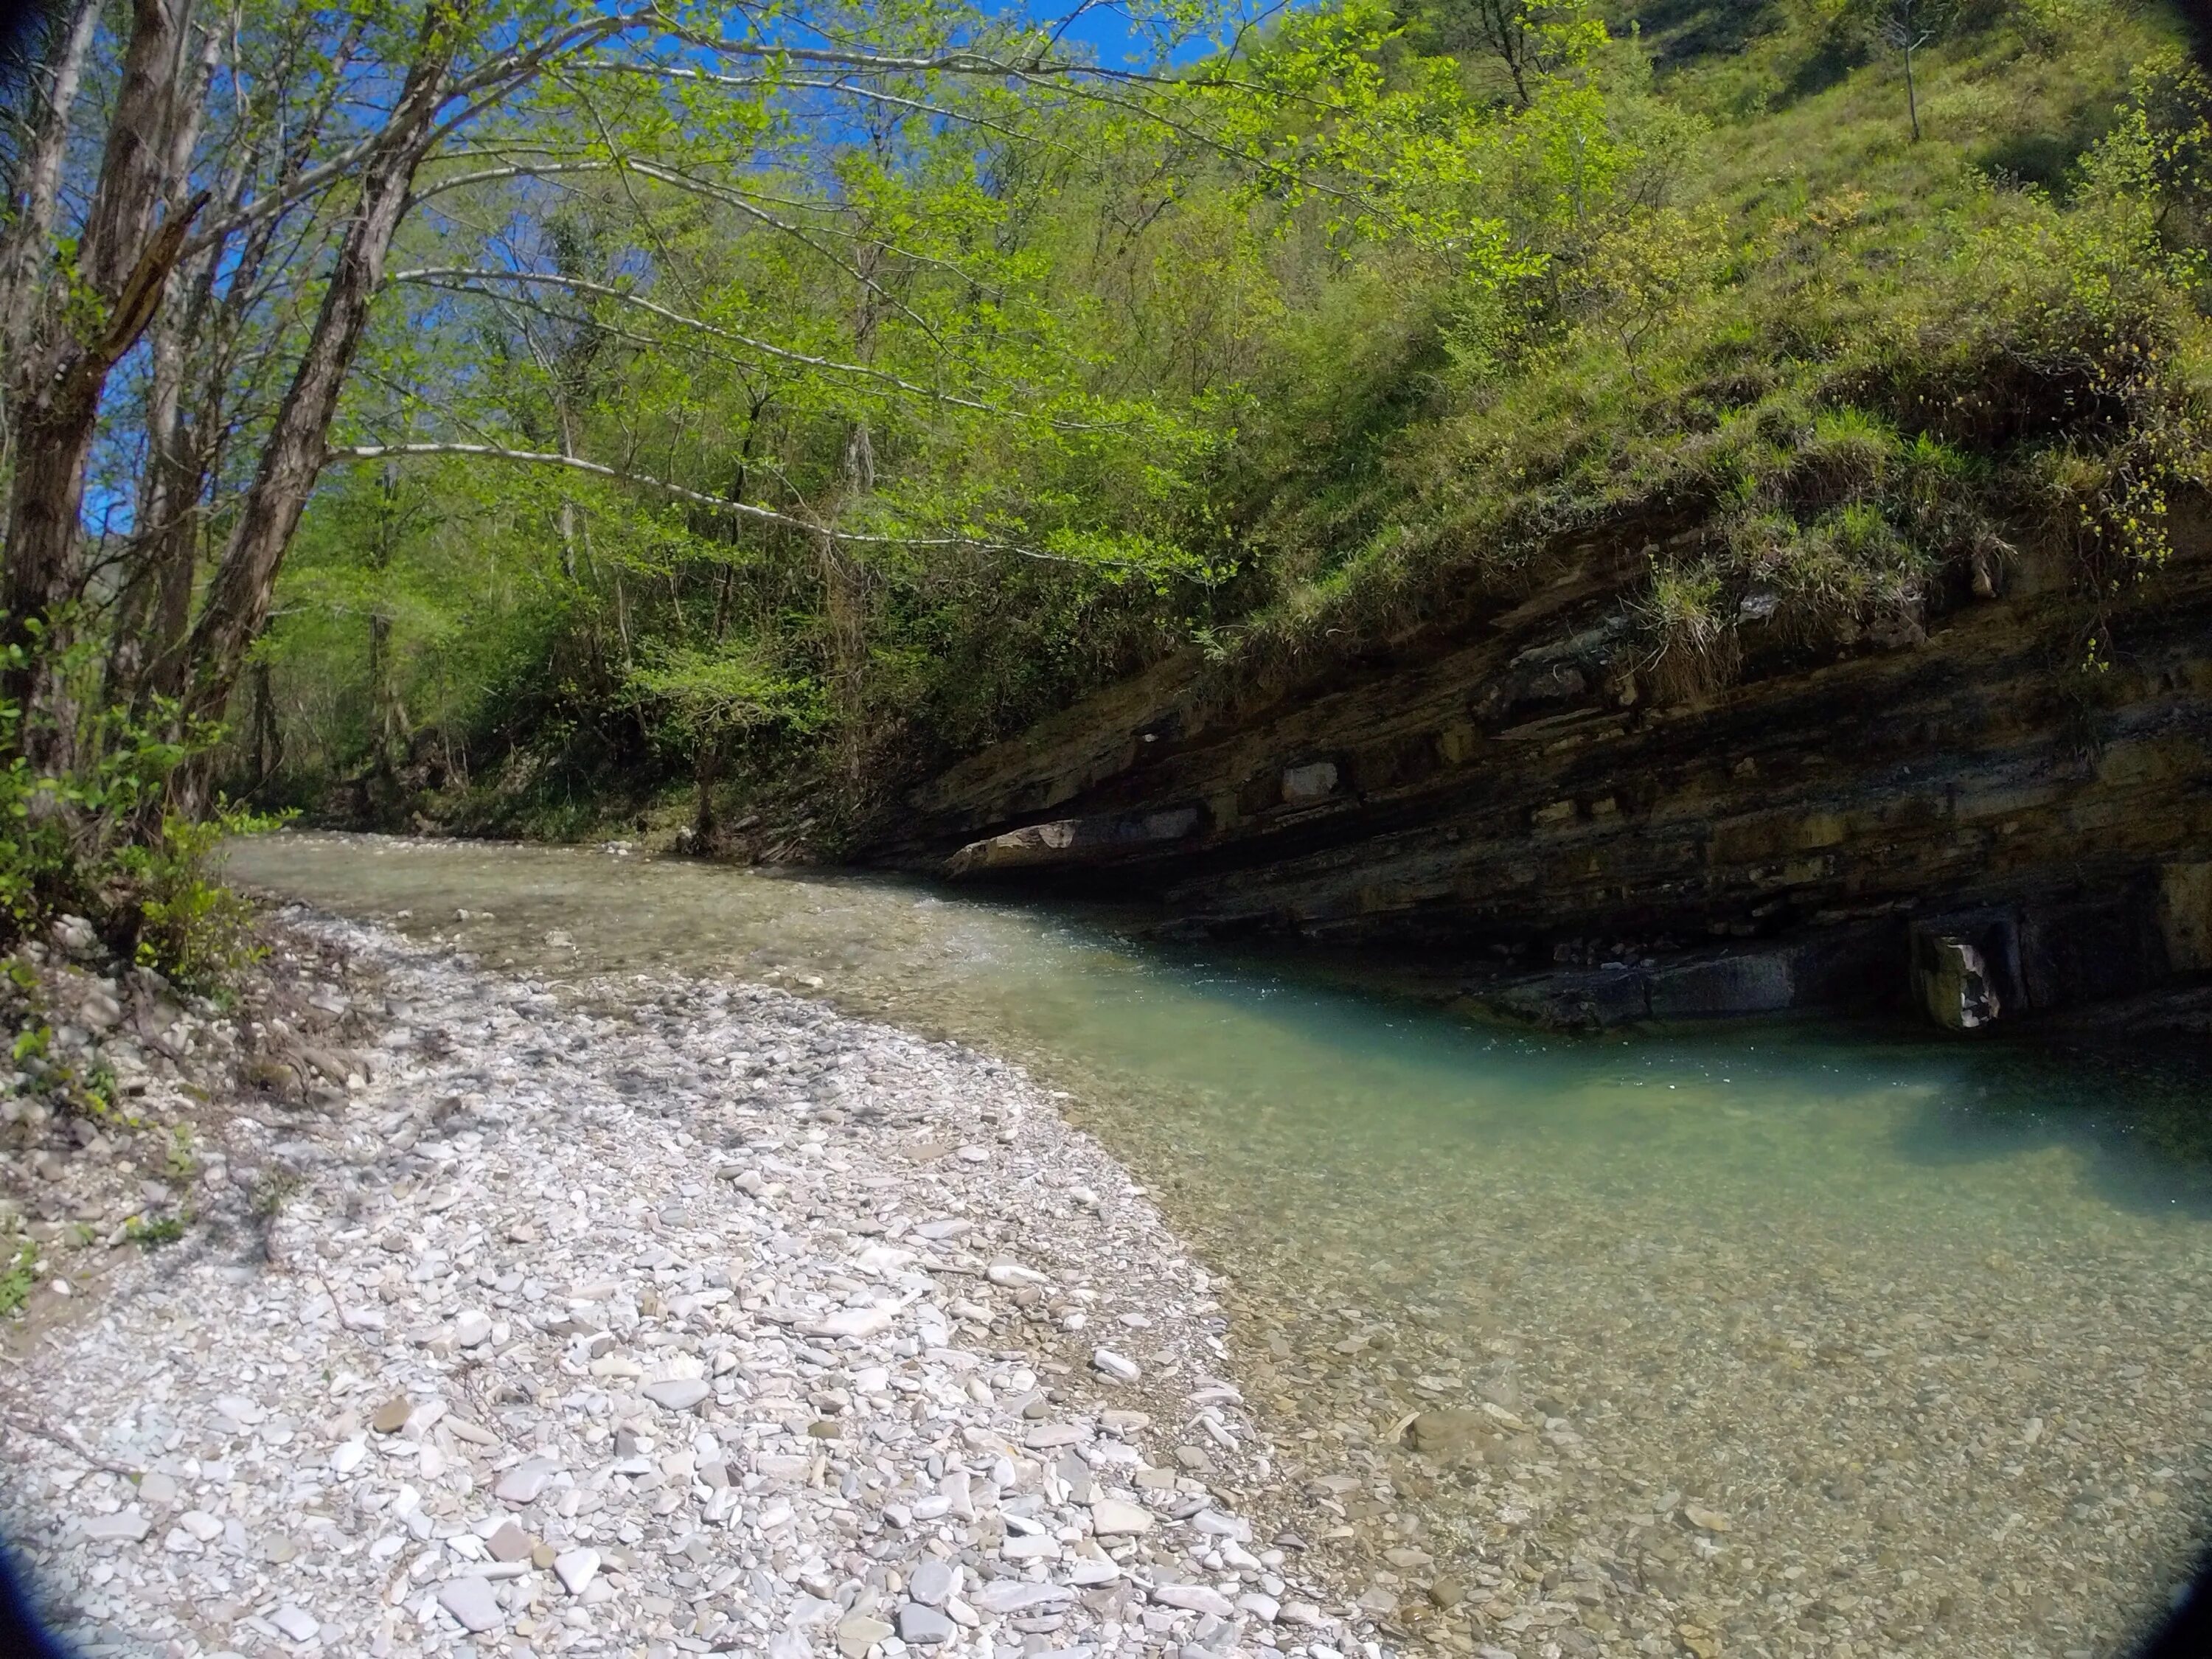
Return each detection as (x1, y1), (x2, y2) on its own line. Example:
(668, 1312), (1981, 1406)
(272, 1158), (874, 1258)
(946, 807), (1203, 877)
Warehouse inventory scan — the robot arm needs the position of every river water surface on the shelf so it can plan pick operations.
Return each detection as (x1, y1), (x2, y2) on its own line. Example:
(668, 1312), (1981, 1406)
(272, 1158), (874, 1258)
(231, 833), (2212, 1659)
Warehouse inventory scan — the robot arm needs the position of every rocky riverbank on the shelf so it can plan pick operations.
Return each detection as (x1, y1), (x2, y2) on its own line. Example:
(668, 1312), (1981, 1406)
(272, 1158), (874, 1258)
(872, 512), (2212, 1036)
(0, 912), (1385, 1659)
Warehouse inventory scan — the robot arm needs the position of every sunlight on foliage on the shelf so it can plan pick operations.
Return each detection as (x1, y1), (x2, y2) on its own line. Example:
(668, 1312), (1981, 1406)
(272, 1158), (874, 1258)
(243, 0), (2212, 838)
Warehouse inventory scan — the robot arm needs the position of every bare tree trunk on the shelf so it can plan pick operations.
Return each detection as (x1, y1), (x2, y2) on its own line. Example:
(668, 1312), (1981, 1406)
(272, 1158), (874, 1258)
(366, 608), (411, 793)
(821, 232), (881, 780)
(131, 16), (366, 714)
(555, 402), (582, 580)
(691, 734), (719, 847)
(1904, 36), (1920, 142)
(2, 0), (201, 772)
(176, 7), (458, 762)
(105, 29), (218, 714)
(364, 462), (408, 796)
(102, 299), (192, 704)
(248, 658), (279, 790)
(0, 0), (101, 385)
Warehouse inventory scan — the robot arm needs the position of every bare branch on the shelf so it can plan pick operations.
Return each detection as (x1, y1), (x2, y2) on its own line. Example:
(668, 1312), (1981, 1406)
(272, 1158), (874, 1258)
(321, 441), (1114, 567)
(996, 64), (1380, 216)
(179, 132), (380, 258)
(1, 1410), (145, 1479)
(608, 156), (949, 349)
(386, 265), (1117, 431)
(183, 11), (649, 259)
(574, 60), (1085, 159)
(641, 27), (1259, 91)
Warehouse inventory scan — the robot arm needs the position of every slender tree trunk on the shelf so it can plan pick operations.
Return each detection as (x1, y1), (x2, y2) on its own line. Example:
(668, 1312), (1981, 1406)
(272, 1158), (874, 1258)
(106, 29), (218, 714)
(103, 298), (192, 703)
(691, 734), (719, 847)
(366, 608), (411, 796)
(554, 402), (581, 580)
(1904, 36), (1920, 142)
(2, 0), (201, 772)
(365, 463), (408, 795)
(0, 0), (101, 389)
(132, 17), (362, 714)
(248, 658), (279, 789)
(557, 499), (582, 580)
(822, 234), (881, 779)
(176, 7), (458, 762)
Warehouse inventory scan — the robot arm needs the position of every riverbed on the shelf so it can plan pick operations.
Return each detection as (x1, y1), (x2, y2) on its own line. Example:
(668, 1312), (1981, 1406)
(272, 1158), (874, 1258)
(230, 832), (2212, 1659)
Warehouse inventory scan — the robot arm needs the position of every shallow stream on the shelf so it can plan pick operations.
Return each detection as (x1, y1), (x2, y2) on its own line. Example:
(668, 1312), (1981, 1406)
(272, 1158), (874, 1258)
(231, 832), (2212, 1659)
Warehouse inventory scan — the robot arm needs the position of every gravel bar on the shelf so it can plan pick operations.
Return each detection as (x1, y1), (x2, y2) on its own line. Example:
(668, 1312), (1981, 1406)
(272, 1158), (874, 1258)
(0, 914), (1378, 1659)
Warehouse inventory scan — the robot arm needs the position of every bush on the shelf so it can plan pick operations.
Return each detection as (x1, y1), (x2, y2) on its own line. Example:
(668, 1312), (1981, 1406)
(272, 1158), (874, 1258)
(125, 809), (279, 994)
(0, 1238), (35, 1318)
(0, 633), (283, 993)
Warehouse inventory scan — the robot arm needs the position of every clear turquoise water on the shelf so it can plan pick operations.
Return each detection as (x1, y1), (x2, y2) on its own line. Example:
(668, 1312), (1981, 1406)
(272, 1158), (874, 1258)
(231, 832), (2212, 1657)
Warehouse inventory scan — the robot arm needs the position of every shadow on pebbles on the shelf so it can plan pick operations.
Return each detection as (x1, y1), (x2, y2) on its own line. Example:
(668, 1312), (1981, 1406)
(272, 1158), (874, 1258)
(0, 914), (1386, 1659)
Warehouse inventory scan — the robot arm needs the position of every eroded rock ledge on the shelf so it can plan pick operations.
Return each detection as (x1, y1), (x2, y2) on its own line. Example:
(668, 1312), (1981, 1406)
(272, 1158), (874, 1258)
(869, 512), (2212, 1032)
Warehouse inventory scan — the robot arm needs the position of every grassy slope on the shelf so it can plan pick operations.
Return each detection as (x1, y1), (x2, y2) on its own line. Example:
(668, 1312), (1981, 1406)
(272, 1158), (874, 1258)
(1210, 0), (2200, 697)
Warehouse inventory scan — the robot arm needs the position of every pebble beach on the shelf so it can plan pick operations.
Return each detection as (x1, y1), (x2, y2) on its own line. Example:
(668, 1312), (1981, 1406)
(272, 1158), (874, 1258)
(0, 913), (1380, 1659)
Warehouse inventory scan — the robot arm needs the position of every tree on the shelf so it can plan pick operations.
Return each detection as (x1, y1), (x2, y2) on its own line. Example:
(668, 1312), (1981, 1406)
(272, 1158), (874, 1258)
(1, 0), (206, 773)
(1860, 0), (1961, 142)
(0, 2), (1245, 787)
(1408, 0), (1603, 109)
(0, 0), (1543, 872)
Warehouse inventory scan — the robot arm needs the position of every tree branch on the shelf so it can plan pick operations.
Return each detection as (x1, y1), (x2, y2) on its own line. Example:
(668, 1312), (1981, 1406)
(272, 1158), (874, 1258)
(181, 11), (648, 260)
(385, 265), (1115, 431)
(574, 60), (1086, 159)
(639, 25), (1267, 91)
(321, 441), (1116, 567)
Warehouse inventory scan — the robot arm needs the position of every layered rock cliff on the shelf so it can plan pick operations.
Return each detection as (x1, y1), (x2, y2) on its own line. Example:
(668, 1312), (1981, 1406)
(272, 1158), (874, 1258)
(863, 510), (2212, 1030)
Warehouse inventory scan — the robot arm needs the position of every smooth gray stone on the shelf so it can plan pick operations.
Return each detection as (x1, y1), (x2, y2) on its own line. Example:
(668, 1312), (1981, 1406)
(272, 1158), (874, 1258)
(908, 1558), (956, 1607)
(641, 1377), (711, 1411)
(80, 1511), (149, 1543)
(971, 1581), (1075, 1615)
(897, 1601), (957, 1646)
(438, 1574), (502, 1632)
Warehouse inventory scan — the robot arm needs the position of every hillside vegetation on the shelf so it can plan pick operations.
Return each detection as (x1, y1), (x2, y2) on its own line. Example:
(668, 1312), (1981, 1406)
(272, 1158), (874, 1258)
(217, 0), (2212, 846)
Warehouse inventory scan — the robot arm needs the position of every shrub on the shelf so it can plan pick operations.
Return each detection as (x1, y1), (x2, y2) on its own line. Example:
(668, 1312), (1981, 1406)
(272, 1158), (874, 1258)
(125, 807), (281, 995)
(0, 632), (285, 993)
(1635, 559), (1741, 703)
(0, 1239), (35, 1318)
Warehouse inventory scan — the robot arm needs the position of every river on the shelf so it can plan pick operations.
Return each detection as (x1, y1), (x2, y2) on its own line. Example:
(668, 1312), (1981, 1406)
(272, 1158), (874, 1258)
(230, 832), (2212, 1658)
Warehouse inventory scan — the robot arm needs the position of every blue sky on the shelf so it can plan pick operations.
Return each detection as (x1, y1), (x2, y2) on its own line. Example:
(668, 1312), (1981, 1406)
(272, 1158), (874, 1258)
(1015, 0), (1293, 70)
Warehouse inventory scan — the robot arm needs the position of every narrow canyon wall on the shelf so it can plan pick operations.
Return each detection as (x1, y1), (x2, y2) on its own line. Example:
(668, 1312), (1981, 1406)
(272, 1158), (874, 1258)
(865, 511), (2212, 1029)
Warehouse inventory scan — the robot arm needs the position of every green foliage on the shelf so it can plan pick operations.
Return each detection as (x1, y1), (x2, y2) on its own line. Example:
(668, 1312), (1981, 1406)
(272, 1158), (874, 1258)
(127, 807), (283, 995)
(122, 1212), (187, 1249)
(1212, 0), (2208, 694)
(8, 1008), (131, 1127)
(625, 649), (826, 744)
(251, 0), (2211, 832)
(3, 958), (128, 1126)
(249, 1168), (300, 1221)
(0, 1237), (35, 1318)
(164, 1124), (199, 1183)
(1635, 558), (1739, 703)
(0, 631), (280, 989)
